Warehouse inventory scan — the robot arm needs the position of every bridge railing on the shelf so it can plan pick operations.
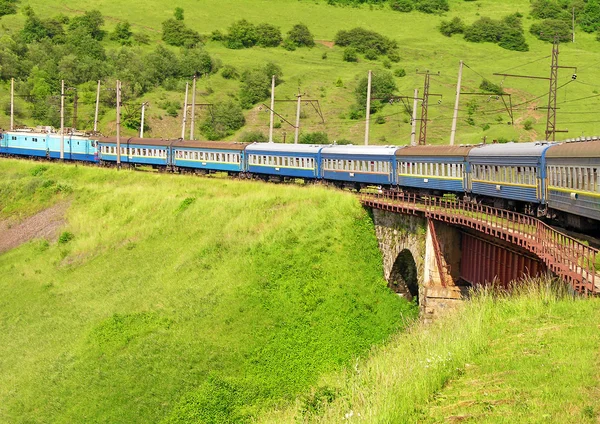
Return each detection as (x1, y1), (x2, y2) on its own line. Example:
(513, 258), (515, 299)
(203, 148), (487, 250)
(360, 191), (598, 295)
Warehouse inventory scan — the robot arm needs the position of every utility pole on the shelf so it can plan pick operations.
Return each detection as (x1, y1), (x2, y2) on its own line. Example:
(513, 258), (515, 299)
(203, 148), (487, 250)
(269, 75), (275, 142)
(294, 90), (302, 144)
(60, 80), (65, 160)
(573, 7), (576, 43)
(494, 39), (575, 141)
(10, 78), (14, 131)
(140, 102), (148, 138)
(450, 60), (463, 146)
(72, 90), (78, 131)
(116, 80), (121, 169)
(410, 88), (418, 146)
(94, 80), (100, 134)
(181, 82), (188, 139)
(365, 70), (372, 146)
(190, 75), (197, 141)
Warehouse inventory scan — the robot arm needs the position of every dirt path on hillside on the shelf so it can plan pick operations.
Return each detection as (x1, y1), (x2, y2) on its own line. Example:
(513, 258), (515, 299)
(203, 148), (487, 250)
(0, 203), (69, 254)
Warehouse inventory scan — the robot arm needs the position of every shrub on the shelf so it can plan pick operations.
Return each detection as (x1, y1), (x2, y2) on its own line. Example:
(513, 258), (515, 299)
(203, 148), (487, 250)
(355, 70), (397, 113)
(110, 21), (132, 45)
(58, 231), (74, 244)
(414, 0), (449, 14)
(439, 17), (465, 37)
(479, 79), (504, 95)
(282, 38), (297, 51)
(322, 52), (328, 59)
(179, 48), (215, 76)
(383, 59), (392, 69)
(162, 18), (201, 47)
(364, 48), (379, 60)
(0, 0), (17, 18)
(225, 20), (257, 49)
(523, 119), (534, 130)
(239, 131), (267, 143)
(221, 65), (239, 79)
(394, 68), (406, 77)
(299, 131), (329, 144)
(530, 0), (569, 20)
(256, 23), (282, 47)
(375, 115), (386, 124)
(530, 19), (572, 42)
(464, 14), (528, 51)
(334, 27), (398, 55)
(343, 47), (358, 62)
(200, 100), (245, 140)
(210, 30), (224, 41)
(286, 23), (315, 47)
(580, 0), (600, 33)
(238, 63), (281, 108)
(390, 0), (413, 12)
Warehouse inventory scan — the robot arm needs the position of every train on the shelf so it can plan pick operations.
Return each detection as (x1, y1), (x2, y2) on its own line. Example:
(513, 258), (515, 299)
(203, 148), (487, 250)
(1, 128), (599, 232)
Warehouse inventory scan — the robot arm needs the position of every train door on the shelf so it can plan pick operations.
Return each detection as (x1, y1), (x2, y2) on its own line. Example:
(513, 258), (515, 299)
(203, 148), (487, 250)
(0, 133), (6, 152)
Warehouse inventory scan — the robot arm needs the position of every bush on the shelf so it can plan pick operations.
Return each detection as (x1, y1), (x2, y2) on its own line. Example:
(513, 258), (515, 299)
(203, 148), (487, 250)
(299, 131), (329, 144)
(364, 48), (379, 60)
(530, 0), (569, 20)
(221, 65), (239, 79)
(464, 14), (528, 51)
(239, 131), (267, 143)
(390, 0), (413, 12)
(238, 63), (281, 108)
(523, 119), (534, 130)
(388, 50), (401, 62)
(286, 23), (315, 47)
(383, 59), (392, 69)
(58, 231), (74, 244)
(201, 100), (245, 140)
(343, 47), (358, 62)
(0, 0), (17, 18)
(479, 79), (504, 95)
(414, 0), (449, 14)
(210, 30), (224, 41)
(355, 70), (397, 113)
(580, 0), (600, 33)
(439, 17), (465, 37)
(256, 23), (282, 47)
(334, 27), (398, 55)
(162, 18), (201, 47)
(225, 20), (257, 49)
(530, 19), (573, 42)
(394, 68), (406, 77)
(282, 38), (297, 51)
(110, 21), (133, 45)
(375, 115), (386, 124)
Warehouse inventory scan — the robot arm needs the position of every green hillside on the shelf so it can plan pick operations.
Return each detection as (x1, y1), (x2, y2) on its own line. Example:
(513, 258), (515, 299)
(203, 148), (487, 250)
(0, 160), (415, 422)
(1, 0), (600, 144)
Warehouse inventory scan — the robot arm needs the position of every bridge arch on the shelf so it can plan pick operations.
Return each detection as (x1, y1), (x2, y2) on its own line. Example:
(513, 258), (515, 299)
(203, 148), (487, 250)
(389, 249), (419, 301)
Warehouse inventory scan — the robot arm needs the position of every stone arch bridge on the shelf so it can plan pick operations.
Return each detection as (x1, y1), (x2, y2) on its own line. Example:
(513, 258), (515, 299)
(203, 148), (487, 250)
(361, 192), (599, 321)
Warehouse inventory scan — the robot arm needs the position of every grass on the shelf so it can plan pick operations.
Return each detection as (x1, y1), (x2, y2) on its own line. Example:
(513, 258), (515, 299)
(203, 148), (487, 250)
(0, 159), (416, 422)
(258, 279), (600, 423)
(2, 0), (600, 144)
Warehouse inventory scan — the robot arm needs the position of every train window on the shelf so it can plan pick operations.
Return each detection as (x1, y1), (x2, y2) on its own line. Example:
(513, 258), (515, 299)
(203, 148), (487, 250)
(11, 136), (16, 140)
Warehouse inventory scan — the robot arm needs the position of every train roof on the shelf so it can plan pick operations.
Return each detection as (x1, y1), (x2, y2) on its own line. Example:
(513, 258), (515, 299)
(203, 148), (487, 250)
(320, 145), (401, 156)
(467, 142), (555, 158)
(172, 140), (249, 151)
(246, 142), (327, 153)
(545, 140), (600, 158)
(395, 145), (476, 157)
(97, 137), (175, 147)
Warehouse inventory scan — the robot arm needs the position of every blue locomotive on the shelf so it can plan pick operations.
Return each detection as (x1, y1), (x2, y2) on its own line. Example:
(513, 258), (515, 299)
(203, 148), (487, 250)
(2, 128), (599, 230)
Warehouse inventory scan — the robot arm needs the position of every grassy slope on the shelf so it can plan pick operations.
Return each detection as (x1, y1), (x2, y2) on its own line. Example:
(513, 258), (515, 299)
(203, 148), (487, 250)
(0, 159), (415, 422)
(259, 283), (600, 423)
(2, 0), (600, 144)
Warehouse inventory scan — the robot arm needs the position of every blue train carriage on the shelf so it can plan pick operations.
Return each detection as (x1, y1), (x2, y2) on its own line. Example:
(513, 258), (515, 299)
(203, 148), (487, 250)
(395, 145), (475, 194)
(171, 140), (249, 175)
(320, 145), (400, 188)
(245, 143), (325, 181)
(46, 132), (98, 162)
(467, 141), (555, 213)
(0, 129), (50, 159)
(545, 139), (600, 229)
(97, 137), (172, 168)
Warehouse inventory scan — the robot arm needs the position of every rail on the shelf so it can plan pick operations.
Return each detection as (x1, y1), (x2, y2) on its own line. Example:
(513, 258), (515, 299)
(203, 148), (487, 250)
(360, 191), (599, 295)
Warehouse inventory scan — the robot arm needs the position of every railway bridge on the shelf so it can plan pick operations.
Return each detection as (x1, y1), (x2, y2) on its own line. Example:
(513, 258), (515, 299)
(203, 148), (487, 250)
(360, 192), (600, 321)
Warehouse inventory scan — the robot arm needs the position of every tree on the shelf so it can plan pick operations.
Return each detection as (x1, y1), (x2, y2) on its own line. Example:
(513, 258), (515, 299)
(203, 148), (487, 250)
(225, 20), (257, 49)
(355, 71), (397, 113)
(286, 23), (314, 47)
(162, 19), (201, 47)
(530, 19), (573, 42)
(580, 0), (600, 33)
(239, 68), (270, 108)
(68, 10), (105, 41)
(439, 17), (465, 37)
(111, 21), (133, 45)
(201, 100), (245, 140)
(143, 45), (180, 86)
(256, 23), (282, 47)
(179, 48), (215, 77)
(174, 7), (184, 21)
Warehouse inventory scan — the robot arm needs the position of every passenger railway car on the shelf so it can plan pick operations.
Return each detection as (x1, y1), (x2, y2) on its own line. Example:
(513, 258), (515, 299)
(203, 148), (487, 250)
(545, 140), (600, 227)
(98, 137), (171, 167)
(171, 140), (249, 174)
(1, 130), (98, 162)
(320, 145), (399, 187)
(246, 143), (324, 180)
(467, 142), (554, 211)
(395, 145), (474, 194)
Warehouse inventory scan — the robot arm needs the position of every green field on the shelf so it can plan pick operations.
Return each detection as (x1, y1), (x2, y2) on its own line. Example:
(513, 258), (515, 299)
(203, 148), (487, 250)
(260, 282), (600, 423)
(2, 0), (600, 144)
(0, 159), (415, 422)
